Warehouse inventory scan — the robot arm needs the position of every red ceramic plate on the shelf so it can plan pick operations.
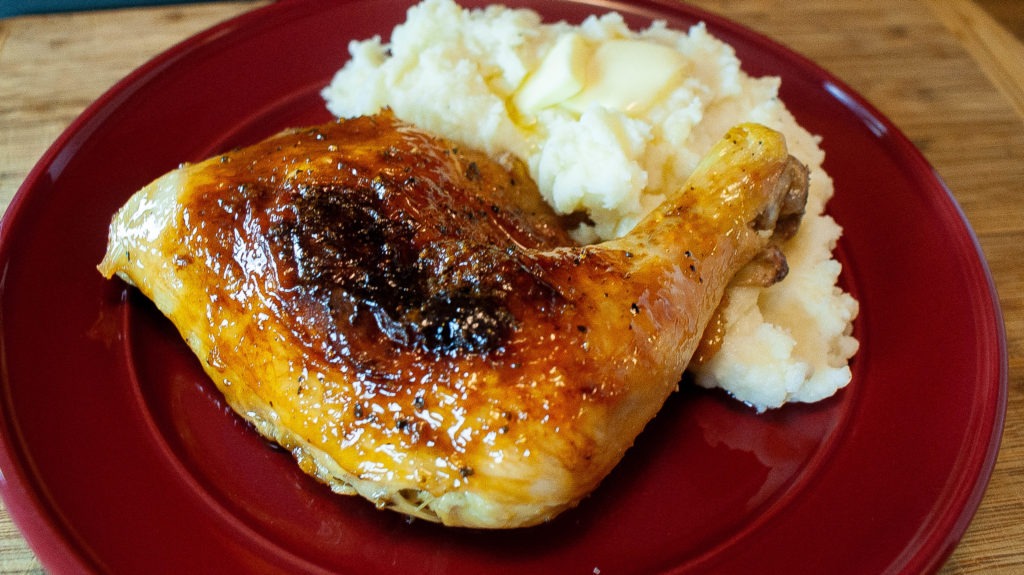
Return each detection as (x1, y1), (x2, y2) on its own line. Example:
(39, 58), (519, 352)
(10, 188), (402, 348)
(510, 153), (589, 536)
(0, 0), (1007, 573)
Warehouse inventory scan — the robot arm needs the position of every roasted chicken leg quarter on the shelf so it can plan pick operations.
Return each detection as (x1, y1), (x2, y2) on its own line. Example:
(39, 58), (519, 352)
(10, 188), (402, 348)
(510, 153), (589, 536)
(99, 111), (808, 528)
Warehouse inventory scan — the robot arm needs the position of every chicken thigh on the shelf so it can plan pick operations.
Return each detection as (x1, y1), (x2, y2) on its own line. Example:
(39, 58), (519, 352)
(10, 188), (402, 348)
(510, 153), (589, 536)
(99, 111), (807, 528)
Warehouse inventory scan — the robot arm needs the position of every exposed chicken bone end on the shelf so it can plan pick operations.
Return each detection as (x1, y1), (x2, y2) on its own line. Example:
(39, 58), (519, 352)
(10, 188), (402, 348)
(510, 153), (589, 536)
(730, 244), (789, 288)
(735, 156), (809, 287)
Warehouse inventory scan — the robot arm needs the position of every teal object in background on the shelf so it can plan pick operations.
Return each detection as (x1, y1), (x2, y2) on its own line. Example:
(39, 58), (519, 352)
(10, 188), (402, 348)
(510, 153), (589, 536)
(0, 0), (198, 18)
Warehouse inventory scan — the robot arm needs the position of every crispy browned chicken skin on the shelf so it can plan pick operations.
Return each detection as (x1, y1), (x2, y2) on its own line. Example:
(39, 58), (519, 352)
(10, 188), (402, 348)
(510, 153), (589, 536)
(99, 111), (807, 528)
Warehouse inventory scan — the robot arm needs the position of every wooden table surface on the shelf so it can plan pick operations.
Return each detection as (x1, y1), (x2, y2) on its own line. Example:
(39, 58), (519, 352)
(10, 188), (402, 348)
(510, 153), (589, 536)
(1, 0), (1022, 572)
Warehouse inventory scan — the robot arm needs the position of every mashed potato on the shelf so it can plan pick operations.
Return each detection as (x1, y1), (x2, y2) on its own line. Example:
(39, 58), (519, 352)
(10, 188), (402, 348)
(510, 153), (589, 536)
(322, 0), (859, 411)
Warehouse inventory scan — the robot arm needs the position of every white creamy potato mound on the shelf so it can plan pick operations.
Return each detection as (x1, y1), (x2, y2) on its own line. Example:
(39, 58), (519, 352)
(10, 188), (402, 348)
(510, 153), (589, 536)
(322, 0), (859, 411)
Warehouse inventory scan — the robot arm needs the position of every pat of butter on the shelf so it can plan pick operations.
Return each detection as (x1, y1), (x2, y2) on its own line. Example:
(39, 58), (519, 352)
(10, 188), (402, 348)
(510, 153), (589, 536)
(512, 33), (589, 114)
(564, 39), (690, 115)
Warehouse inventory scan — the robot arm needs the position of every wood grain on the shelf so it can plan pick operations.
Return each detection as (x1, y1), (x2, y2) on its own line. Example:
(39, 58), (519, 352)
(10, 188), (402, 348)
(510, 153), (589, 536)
(925, 0), (1024, 120)
(0, 1), (1021, 573)
(975, 0), (1024, 40)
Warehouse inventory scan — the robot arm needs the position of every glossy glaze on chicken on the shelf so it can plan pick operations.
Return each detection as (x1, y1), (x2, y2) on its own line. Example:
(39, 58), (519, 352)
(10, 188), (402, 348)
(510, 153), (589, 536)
(99, 111), (807, 528)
